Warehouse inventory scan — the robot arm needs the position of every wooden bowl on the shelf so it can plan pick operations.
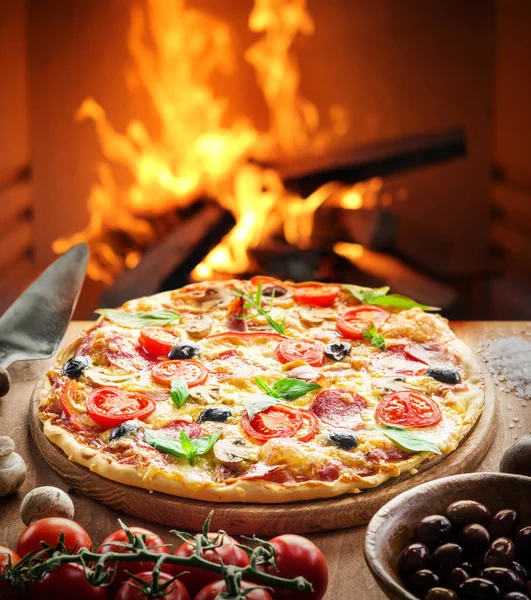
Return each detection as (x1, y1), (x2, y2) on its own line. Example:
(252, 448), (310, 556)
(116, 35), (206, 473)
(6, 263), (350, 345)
(364, 472), (531, 600)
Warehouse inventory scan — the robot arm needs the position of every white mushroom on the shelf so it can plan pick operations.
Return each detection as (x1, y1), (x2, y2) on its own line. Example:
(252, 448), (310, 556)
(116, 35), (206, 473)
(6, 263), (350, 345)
(189, 384), (220, 404)
(20, 486), (75, 526)
(214, 438), (259, 470)
(183, 315), (212, 339)
(299, 307), (336, 326)
(0, 436), (27, 497)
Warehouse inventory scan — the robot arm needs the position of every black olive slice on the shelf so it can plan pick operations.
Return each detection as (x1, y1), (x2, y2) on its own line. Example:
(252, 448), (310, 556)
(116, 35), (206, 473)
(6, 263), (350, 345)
(168, 342), (200, 360)
(109, 421), (139, 441)
(328, 430), (358, 450)
(62, 356), (90, 379)
(262, 285), (287, 297)
(426, 366), (461, 384)
(324, 341), (352, 361)
(198, 407), (232, 423)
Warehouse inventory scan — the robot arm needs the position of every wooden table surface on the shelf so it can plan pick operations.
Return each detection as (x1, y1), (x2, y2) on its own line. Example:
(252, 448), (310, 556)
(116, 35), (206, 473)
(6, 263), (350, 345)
(1, 321), (529, 599)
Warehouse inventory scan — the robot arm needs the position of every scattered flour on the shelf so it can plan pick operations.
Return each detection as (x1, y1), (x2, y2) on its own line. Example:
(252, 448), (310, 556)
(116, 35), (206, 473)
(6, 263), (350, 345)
(480, 336), (531, 399)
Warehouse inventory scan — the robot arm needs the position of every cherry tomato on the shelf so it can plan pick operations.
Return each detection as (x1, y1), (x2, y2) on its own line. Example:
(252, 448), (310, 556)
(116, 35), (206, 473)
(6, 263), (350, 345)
(336, 306), (389, 340)
(171, 533), (249, 597)
(17, 517), (92, 557)
(375, 391), (442, 428)
(151, 360), (208, 388)
(27, 564), (106, 600)
(207, 331), (287, 343)
(139, 327), (179, 357)
(60, 381), (102, 432)
(97, 527), (169, 595)
(311, 389), (367, 428)
(262, 534), (328, 600)
(86, 386), (156, 429)
(116, 571), (189, 600)
(0, 546), (20, 600)
(242, 405), (318, 443)
(275, 339), (325, 367)
(293, 284), (340, 307)
(195, 580), (273, 600)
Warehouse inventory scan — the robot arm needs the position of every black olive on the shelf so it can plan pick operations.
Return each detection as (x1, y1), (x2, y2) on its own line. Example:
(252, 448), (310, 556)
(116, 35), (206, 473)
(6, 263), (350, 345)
(109, 421), (139, 441)
(414, 515), (453, 547)
(409, 569), (440, 595)
(511, 562), (529, 582)
(526, 583), (531, 597)
(459, 524), (491, 548)
(446, 501), (491, 526)
(449, 567), (471, 590)
(459, 577), (501, 599)
(485, 539), (516, 568)
(432, 543), (463, 574)
(515, 527), (531, 557)
(504, 593), (530, 600)
(425, 588), (459, 600)
(399, 543), (430, 575)
(198, 407), (232, 423)
(479, 567), (524, 593)
(426, 366), (461, 384)
(168, 342), (200, 360)
(324, 341), (352, 361)
(62, 356), (90, 379)
(262, 285), (287, 297)
(328, 430), (358, 450)
(490, 510), (520, 539)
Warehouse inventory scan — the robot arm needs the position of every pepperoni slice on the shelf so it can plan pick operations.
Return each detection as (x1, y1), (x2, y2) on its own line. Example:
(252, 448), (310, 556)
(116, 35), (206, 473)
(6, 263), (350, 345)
(311, 389), (367, 428)
(107, 336), (158, 371)
(156, 419), (202, 440)
(375, 391), (442, 428)
(275, 339), (325, 366)
(405, 342), (455, 367)
(371, 346), (426, 376)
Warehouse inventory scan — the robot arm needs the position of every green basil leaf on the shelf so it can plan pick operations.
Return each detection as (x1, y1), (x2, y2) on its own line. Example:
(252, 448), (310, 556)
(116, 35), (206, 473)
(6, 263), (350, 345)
(192, 430), (222, 456)
(171, 379), (189, 408)
(179, 430), (197, 463)
(95, 308), (181, 328)
(380, 426), (442, 455)
(362, 325), (386, 350)
(342, 285), (389, 304)
(144, 430), (187, 459)
(255, 376), (281, 399)
(243, 393), (279, 420)
(370, 294), (440, 312)
(272, 378), (321, 400)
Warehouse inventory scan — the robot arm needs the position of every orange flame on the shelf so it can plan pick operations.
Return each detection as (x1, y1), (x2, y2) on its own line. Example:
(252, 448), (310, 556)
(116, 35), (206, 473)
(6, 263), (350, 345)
(53, 0), (385, 283)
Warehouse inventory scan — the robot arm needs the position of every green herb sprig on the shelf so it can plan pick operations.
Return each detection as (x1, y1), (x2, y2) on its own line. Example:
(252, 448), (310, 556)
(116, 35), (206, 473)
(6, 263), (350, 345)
(145, 429), (221, 465)
(255, 376), (320, 400)
(234, 283), (285, 335)
(363, 324), (386, 350)
(170, 379), (189, 408)
(380, 426), (442, 455)
(342, 285), (440, 312)
(95, 308), (181, 328)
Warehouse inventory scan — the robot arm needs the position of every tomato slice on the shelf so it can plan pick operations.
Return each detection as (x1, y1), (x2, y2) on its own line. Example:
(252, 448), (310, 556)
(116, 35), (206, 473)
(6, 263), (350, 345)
(151, 360), (208, 387)
(242, 405), (303, 443)
(138, 327), (179, 357)
(336, 305), (389, 340)
(207, 331), (287, 343)
(250, 276), (285, 287)
(375, 391), (442, 428)
(86, 387), (156, 428)
(311, 389), (367, 428)
(295, 409), (320, 442)
(275, 339), (325, 366)
(293, 284), (340, 307)
(60, 381), (102, 432)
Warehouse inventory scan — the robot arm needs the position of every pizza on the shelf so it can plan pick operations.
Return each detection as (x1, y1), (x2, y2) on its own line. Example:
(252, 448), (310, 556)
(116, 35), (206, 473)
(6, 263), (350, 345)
(38, 278), (484, 503)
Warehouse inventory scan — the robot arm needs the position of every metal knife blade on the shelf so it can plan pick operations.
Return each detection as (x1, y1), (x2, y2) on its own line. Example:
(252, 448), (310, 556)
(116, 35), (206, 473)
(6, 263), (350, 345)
(0, 243), (89, 397)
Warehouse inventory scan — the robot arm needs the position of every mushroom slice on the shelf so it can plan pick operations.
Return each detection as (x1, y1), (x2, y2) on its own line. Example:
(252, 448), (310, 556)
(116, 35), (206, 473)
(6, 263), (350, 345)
(183, 315), (212, 339)
(83, 368), (136, 386)
(189, 384), (220, 404)
(214, 438), (259, 470)
(373, 376), (426, 393)
(299, 307), (336, 326)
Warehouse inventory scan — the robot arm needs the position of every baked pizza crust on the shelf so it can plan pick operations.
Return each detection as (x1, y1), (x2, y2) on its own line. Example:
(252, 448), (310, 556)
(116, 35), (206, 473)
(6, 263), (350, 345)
(38, 282), (485, 504)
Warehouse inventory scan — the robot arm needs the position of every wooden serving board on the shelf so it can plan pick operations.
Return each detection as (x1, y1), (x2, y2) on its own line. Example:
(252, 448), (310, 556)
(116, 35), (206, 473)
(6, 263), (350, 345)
(30, 376), (498, 536)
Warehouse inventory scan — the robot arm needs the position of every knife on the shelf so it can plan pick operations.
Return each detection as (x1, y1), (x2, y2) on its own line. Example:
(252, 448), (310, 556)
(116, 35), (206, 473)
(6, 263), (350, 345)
(0, 243), (89, 397)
